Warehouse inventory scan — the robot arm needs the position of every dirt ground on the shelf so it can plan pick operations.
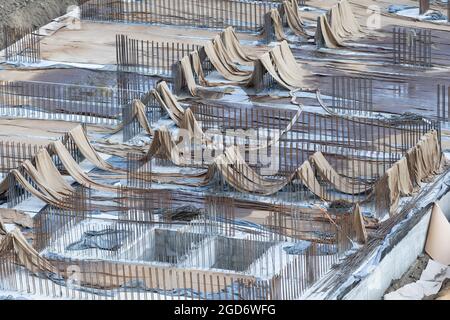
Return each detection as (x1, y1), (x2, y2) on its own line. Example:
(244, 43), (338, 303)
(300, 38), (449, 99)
(39, 21), (267, 65)
(384, 254), (450, 300)
(0, 0), (77, 49)
(384, 254), (430, 296)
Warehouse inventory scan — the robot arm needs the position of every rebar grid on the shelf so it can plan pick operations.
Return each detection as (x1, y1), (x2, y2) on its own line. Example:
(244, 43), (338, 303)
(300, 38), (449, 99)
(0, 142), (41, 173)
(126, 153), (152, 189)
(24, 193), (352, 300)
(437, 84), (450, 122)
(188, 102), (437, 176)
(0, 80), (121, 125)
(331, 76), (373, 115)
(5, 128), (86, 208)
(3, 26), (41, 63)
(393, 27), (432, 67)
(78, 0), (276, 33)
(116, 34), (200, 77)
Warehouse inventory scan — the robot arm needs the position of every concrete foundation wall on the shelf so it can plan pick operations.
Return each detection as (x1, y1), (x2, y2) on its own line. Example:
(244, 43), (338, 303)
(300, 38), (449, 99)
(343, 211), (432, 300)
(343, 189), (450, 300)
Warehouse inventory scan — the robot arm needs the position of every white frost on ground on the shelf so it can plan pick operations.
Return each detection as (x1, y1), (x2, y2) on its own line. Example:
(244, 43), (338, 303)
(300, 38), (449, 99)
(396, 8), (448, 23)
(2, 59), (112, 70)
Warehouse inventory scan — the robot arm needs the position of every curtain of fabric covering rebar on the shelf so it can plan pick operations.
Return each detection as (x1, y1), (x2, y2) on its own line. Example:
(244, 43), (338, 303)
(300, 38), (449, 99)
(0, 125), (440, 213)
(270, 9), (288, 41)
(221, 27), (256, 65)
(315, 15), (344, 49)
(282, 0), (308, 38)
(376, 130), (442, 216)
(0, 228), (57, 274)
(177, 29), (310, 94)
(315, 0), (362, 48)
(152, 81), (185, 126)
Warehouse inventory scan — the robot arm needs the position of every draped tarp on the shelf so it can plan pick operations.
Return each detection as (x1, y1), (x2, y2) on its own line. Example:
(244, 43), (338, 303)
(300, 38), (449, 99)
(212, 35), (253, 76)
(179, 31), (309, 95)
(69, 125), (123, 173)
(152, 85), (304, 166)
(0, 209), (33, 229)
(270, 8), (288, 41)
(182, 45), (252, 91)
(4, 169), (75, 209)
(52, 140), (119, 192)
(375, 166), (400, 217)
(0, 228), (57, 274)
(317, 0), (361, 48)
(152, 79), (303, 147)
(22, 159), (71, 201)
(1, 126), (442, 214)
(396, 157), (415, 196)
(190, 50), (229, 88)
(35, 149), (75, 195)
(270, 41), (308, 89)
(130, 99), (154, 136)
(352, 204), (367, 244)
(309, 151), (372, 195)
(425, 203), (450, 265)
(23, 135), (214, 198)
(187, 36), (256, 89)
(66, 122), (212, 187)
(204, 40), (253, 83)
(258, 52), (293, 91)
(406, 130), (442, 186)
(282, 0), (308, 38)
(0, 217), (7, 236)
(329, 0), (362, 39)
(376, 130), (441, 216)
(20, 161), (72, 204)
(286, 0), (302, 22)
(212, 146), (335, 199)
(141, 127), (216, 186)
(141, 124), (201, 168)
(315, 14), (344, 49)
(338, 0), (362, 36)
(55, 137), (212, 189)
(210, 129), (440, 209)
(220, 27), (256, 65)
(179, 108), (205, 141)
(253, 41), (308, 91)
(149, 98), (303, 161)
(143, 127), (187, 166)
(98, 99), (154, 136)
(152, 81), (213, 139)
(297, 160), (331, 200)
(7, 148), (121, 211)
(330, 5), (348, 39)
(152, 81), (185, 126)
(214, 146), (294, 195)
(180, 55), (200, 96)
(113, 99), (154, 136)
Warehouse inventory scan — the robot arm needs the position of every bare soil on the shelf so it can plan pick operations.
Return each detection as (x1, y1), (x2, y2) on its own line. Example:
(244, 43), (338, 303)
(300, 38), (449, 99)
(384, 254), (430, 297)
(0, 0), (77, 48)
